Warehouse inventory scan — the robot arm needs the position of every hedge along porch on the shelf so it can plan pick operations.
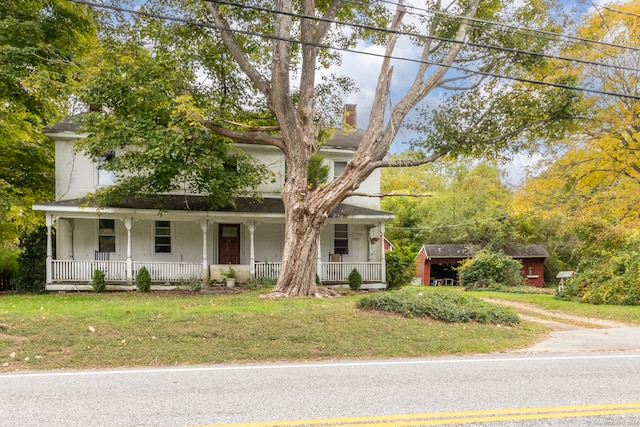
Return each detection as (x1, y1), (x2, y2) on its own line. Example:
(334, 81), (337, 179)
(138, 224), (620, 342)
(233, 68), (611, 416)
(34, 195), (393, 291)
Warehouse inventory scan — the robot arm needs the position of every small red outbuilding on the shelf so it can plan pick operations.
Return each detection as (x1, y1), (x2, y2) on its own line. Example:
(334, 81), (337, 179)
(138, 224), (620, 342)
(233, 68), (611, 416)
(415, 244), (549, 287)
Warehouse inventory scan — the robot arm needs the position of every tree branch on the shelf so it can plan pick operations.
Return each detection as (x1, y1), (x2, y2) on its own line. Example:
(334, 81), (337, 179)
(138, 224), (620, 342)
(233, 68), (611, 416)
(348, 192), (433, 198)
(369, 150), (449, 170)
(206, 2), (272, 103)
(222, 120), (281, 132)
(199, 118), (285, 150)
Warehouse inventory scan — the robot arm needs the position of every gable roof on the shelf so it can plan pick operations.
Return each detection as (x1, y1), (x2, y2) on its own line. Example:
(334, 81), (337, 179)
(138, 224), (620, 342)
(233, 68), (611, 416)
(421, 244), (549, 259)
(421, 244), (476, 259)
(44, 115), (364, 150)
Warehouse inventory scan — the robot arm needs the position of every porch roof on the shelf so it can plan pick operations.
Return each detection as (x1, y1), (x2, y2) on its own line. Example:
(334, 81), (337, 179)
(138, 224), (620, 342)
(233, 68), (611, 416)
(33, 195), (394, 223)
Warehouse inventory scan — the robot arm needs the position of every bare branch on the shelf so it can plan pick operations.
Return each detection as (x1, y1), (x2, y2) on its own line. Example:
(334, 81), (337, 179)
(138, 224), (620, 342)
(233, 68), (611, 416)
(312, 0), (345, 44)
(222, 120), (281, 132)
(348, 192), (433, 198)
(199, 118), (285, 150)
(369, 150), (449, 170)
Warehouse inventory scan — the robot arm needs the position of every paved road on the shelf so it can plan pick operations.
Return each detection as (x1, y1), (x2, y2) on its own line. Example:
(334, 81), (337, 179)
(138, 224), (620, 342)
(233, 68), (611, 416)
(2, 351), (640, 427)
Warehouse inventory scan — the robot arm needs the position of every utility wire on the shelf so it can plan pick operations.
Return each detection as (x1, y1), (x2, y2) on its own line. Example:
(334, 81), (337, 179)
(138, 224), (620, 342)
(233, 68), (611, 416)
(211, 0), (640, 74)
(64, 0), (640, 101)
(364, 0), (640, 54)
(596, 4), (640, 19)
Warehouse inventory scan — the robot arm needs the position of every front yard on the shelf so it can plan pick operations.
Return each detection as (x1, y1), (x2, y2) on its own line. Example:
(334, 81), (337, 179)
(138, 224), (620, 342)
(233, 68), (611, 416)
(1, 287), (544, 371)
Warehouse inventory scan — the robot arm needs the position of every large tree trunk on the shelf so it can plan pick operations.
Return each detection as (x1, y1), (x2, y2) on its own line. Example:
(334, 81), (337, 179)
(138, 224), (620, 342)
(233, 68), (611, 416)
(270, 207), (324, 297)
(270, 164), (329, 297)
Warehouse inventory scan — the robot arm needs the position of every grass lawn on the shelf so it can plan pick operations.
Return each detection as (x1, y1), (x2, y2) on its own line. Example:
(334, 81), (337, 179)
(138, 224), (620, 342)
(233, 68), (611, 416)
(0, 287), (545, 372)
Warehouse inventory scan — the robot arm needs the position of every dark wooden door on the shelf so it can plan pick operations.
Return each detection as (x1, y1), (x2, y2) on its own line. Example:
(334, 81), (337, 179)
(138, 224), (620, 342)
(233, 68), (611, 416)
(219, 224), (240, 264)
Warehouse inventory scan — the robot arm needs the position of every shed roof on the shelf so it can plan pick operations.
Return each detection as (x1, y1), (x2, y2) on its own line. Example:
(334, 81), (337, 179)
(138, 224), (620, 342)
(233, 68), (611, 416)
(422, 244), (476, 259)
(421, 244), (549, 259)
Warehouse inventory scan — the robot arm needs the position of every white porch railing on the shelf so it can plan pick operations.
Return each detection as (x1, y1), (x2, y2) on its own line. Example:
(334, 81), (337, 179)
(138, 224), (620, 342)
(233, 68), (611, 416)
(52, 260), (127, 282)
(132, 262), (203, 282)
(321, 262), (382, 282)
(51, 260), (379, 283)
(253, 262), (281, 279)
(253, 261), (382, 282)
(52, 260), (202, 282)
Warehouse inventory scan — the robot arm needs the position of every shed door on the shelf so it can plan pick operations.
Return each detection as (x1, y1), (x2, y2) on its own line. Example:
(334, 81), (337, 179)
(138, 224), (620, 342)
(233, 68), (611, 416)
(219, 224), (240, 265)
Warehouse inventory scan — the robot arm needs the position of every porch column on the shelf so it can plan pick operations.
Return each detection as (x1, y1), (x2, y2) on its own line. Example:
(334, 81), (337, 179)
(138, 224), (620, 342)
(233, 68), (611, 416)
(123, 217), (133, 283)
(200, 220), (209, 280)
(248, 222), (255, 276)
(380, 222), (386, 285)
(68, 219), (74, 260)
(45, 214), (54, 284)
(316, 236), (322, 282)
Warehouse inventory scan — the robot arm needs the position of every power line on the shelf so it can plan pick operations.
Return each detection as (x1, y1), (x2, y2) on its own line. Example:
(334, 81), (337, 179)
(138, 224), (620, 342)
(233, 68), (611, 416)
(596, 3), (640, 20)
(212, 0), (640, 74)
(64, 0), (640, 101)
(366, 0), (640, 54)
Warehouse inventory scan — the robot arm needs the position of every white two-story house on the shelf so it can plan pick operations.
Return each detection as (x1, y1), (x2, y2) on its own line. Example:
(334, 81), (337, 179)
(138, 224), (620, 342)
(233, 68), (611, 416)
(33, 106), (394, 290)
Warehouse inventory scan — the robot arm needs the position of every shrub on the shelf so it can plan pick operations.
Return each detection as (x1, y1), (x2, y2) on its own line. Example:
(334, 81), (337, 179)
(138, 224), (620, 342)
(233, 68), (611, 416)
(348, 268), (363, 290)
(135, 266), (151, 293)
(458, 250), (524, 290)
(557, 249), (640, 305)
(356, 290), (519, 325)
(385, 247), (416, 290)
(246, 276), (277, 289)
(14, 227), (48, 294)
(92, 269), (106, 293)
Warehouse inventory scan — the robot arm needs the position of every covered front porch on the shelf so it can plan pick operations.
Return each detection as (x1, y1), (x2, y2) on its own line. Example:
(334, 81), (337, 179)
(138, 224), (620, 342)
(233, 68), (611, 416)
(34, 196), (393, 291)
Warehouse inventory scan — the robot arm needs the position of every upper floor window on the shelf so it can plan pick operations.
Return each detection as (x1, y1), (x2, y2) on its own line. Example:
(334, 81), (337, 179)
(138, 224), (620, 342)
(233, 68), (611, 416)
(98, 150), (117, 186)
(98, 219), (116, 252)
(334, 224), (349, 255)
(154, 221), (172, 253)
(333, 161), (347, 180)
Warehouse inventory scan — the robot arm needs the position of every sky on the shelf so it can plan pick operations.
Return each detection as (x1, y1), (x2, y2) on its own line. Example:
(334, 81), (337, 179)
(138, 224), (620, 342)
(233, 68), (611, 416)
(317, 0), (616, 187)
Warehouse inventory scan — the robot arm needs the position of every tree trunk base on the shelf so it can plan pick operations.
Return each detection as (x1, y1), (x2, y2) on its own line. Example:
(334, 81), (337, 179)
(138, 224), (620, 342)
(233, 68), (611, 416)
(262, 286), (342, 299)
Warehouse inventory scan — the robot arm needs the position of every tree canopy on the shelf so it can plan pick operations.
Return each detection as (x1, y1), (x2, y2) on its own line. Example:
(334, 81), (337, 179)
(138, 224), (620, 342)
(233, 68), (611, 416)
(514, 0), (640, 231)
(0, 0), (96, 247)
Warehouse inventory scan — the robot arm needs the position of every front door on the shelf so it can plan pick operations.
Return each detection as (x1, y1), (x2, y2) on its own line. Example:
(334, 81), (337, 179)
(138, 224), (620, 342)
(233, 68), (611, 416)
(219, 224), (240, 264)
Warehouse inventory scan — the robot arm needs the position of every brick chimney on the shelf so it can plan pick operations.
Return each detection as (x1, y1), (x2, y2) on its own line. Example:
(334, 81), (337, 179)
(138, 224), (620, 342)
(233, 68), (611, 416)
(344, 104), (357, 128)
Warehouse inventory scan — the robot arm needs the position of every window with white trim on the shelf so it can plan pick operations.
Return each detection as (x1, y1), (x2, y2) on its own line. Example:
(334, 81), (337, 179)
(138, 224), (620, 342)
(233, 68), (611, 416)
(333, 161), (347, 180)
(98, 219), (116, 252)
(154, 221), (172, 253)
(334, 224), (349, 255)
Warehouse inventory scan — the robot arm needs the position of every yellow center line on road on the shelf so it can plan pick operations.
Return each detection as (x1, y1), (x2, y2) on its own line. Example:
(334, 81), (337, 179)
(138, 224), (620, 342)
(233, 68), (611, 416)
(200, 402), (640, 427)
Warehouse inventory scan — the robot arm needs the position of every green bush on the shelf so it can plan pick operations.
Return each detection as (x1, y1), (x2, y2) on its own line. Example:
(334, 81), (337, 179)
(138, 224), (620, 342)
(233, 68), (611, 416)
(246, 276), (277, 289)
(14, 227), (48, 294)
(558, 249), (640, 305)
(135, 266), (151, 293)
(356, 290), (519, 325)
(458, 250), (524, 290)
(385, 247), (416, 290)
(348, 268), (363, 290)
(92, 269), (106, 293)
